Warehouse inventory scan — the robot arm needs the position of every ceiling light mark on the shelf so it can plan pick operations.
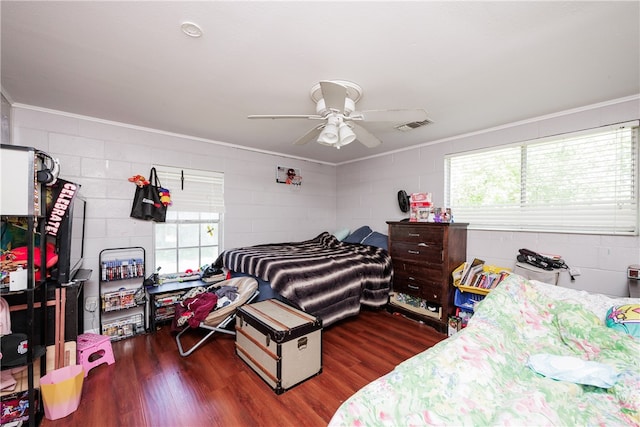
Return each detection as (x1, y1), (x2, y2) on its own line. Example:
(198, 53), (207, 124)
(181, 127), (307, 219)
(181, 22), (203, 38)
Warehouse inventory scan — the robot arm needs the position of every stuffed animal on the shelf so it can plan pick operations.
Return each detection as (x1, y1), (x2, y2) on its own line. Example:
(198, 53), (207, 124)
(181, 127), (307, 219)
(158, 187), (172, 206)
(7, 243), (59, 281)
(128, 174), (149, 187)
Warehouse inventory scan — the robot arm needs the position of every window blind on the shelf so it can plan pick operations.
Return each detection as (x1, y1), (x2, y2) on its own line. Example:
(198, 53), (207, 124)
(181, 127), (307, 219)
(154, 166), (224, 213)
(445, 121), (638, 235)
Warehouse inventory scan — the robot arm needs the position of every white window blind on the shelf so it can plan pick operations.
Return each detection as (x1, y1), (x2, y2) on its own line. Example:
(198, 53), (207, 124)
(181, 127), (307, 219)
(445, 121), (639, 235)
(154, 166), (224, 213)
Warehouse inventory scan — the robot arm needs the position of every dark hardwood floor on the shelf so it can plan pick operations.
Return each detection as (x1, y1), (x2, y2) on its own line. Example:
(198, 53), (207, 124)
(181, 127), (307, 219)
(41, 309), (446, 427)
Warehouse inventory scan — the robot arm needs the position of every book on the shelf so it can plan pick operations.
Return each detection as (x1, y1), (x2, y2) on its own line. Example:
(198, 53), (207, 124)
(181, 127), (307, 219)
(490, 271), (511, 289)
(1, 390), (35, 425)
(462, 258), (484, 286)
(471, 272), (484, 288)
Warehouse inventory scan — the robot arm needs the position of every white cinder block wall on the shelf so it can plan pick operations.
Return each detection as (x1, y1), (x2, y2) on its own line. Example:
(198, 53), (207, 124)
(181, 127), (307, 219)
(7, 97), (640, 333)
(336, 97), (640, 297)
(10, 106), (337, 331)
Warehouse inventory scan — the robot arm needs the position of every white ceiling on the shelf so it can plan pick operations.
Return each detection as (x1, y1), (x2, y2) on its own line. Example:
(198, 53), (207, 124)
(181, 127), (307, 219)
(2, 1), (639, 165)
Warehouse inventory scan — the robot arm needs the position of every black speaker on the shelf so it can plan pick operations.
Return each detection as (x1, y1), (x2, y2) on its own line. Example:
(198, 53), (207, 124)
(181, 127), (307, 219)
(397, 190), (410, 213)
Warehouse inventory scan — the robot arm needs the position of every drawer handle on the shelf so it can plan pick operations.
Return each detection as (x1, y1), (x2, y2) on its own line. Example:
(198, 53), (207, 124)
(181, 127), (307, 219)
(418, 243), (429, 247)
(407, 250), (420, 255)
(408, 233), (420, 237)
(407, 284), (419, 290)
(408, 276), (416, 281)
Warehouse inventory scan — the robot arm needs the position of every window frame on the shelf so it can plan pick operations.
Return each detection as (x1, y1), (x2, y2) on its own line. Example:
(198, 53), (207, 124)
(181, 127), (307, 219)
(154, 213), (222, 275)
(444, 121), (639, 235)
(152, 166), (224, 275)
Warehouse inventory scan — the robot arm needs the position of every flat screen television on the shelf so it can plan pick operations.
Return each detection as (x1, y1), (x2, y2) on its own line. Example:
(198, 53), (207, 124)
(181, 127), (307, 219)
(50, 194), (86, 284)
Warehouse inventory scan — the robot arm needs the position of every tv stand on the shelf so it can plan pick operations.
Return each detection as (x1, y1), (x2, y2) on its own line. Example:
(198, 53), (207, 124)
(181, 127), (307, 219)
(70, 268), (93, 283)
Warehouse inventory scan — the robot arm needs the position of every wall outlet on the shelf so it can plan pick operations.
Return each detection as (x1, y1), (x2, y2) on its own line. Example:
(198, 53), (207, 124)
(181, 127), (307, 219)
(85, 297), (98, 312)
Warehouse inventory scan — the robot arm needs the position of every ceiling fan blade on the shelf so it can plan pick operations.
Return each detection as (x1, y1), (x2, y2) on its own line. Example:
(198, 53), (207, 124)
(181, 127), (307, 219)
(319, 81), (347, 111)
(352, 123), (382, 148)
(248, 114), (323, 119)
(353, 109), (430, 123)
(293, 125), (323, 145)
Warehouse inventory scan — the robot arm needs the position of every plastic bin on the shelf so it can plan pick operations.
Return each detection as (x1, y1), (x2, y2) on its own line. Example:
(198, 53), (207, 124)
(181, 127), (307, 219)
(40, 365), (84, 420)
(454, 289), (485, 312)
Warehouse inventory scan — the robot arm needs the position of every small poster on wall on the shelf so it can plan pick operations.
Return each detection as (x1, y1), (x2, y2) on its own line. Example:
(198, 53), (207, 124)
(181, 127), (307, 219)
(276, 166), (302, 186)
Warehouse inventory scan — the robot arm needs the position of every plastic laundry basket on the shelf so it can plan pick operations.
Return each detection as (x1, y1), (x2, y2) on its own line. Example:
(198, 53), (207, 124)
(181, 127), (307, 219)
(40, 365), (84, 420)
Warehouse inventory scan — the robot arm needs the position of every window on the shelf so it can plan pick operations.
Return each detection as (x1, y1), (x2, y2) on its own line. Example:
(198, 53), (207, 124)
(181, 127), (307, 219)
(153, 166), (224, 274)
(445, 121), (638, 235)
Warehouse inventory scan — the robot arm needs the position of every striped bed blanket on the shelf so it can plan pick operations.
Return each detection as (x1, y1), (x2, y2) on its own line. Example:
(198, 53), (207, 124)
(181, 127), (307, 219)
(215, 232), (392, 326)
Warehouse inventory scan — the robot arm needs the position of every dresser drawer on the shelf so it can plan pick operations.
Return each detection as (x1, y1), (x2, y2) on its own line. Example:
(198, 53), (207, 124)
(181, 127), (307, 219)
(390, 241), (443, 264)
(393, 269), (443, 301)
(389, 225), (444, 245)
(393, 260), (443, 279)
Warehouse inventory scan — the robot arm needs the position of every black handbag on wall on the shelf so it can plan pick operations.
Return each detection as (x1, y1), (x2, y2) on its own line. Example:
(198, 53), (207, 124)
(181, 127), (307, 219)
(130, 167), (167, 222)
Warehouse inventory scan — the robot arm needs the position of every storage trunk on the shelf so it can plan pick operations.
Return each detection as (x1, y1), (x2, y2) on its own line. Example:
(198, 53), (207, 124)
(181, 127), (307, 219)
(235, 299), (322, 394)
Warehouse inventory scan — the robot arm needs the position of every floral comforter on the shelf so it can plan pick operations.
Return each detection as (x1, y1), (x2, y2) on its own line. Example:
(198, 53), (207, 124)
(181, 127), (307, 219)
(329, 275), (640, 426)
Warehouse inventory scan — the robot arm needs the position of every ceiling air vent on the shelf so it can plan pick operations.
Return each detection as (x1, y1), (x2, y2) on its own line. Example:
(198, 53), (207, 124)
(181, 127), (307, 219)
(394, 119), (433, 132)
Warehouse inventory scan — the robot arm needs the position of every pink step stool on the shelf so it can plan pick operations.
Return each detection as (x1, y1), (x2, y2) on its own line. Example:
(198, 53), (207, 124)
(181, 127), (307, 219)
(76, 333), (115, 377)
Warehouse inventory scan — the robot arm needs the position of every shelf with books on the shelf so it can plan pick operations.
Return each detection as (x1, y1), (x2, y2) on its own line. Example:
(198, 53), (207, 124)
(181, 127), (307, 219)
(146, 279), (223, 331)
(101, 288), (143, 312)
(99, 247), (147, 340)
(452, 260), (512, 296)
(101, 313), (145, 341)
(100, 258), (144, 282)
(449, 259), (512, 336)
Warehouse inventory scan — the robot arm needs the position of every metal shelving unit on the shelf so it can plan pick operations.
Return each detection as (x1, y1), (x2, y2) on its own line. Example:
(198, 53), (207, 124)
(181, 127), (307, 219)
(1, 144), (48, 426)
(98, 247), (147, 341)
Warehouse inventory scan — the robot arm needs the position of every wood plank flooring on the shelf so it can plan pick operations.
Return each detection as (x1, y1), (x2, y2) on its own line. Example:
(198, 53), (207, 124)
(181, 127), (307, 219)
(41, 309), (446, 427)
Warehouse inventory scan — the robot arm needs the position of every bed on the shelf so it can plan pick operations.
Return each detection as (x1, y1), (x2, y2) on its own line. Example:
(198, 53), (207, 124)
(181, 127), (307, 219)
(329, 274), (640, 426)
(213, 230), (392, 327)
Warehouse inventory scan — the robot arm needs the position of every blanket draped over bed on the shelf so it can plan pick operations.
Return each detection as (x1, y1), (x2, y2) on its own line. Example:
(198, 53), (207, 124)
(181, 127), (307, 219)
(329, 274), (640, 426)
(214, 232), (392, 326)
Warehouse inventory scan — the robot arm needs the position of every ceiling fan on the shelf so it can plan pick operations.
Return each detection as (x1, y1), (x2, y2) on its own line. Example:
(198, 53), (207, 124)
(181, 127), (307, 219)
(248, 80), (431, 149)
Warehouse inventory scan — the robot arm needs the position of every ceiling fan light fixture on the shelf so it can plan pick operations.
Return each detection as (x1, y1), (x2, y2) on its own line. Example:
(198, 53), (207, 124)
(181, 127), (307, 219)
(343, 98), (355, 115)
(338, 123), (356, 146)
(250, 79), (421, 150)
(317, 117), (339, 145)
(315, 98), (326, 115)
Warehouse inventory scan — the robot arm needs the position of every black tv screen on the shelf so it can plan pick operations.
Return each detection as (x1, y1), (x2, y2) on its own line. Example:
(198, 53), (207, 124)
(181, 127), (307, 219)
(51, 195), (86, 284)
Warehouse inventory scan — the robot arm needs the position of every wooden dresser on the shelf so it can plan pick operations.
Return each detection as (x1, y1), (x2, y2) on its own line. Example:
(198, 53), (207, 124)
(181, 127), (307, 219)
(386, 221), (468, 333)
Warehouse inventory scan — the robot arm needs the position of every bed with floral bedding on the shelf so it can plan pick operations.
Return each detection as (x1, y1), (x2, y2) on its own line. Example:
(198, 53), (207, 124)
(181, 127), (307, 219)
(329, 274), (640, 426)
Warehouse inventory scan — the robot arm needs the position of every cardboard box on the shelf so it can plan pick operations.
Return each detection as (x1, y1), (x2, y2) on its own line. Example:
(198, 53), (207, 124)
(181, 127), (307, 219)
(448, 316), (461, 336)
(409, 192), (432, 222)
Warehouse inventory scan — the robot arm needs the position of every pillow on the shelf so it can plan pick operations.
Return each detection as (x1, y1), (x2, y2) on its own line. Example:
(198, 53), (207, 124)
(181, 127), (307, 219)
(343, 226), (373, 244)
(527, 353), (620, 388)
(605, 304), (640, 339)
(361, 231), (389, 250)
(333, 228), (351, 241)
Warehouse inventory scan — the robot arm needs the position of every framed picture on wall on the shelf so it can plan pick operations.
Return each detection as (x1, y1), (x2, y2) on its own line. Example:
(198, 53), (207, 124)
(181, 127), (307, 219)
(276, 166), (302, 186)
